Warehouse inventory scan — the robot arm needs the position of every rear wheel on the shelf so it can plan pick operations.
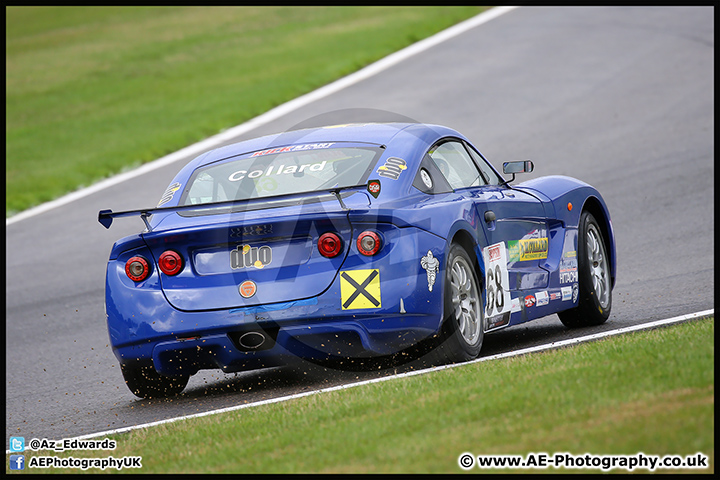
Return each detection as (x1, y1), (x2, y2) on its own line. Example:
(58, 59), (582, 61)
(429, 244), (484, 364)
(121, 363), (189, 399)
(558, 211), (612, 328)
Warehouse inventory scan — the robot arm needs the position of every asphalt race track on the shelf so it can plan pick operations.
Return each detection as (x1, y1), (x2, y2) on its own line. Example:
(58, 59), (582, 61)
(6, 7), (714, 444)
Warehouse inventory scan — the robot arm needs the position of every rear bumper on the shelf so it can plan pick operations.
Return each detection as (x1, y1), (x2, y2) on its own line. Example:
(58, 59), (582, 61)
(117, 313), (438, 376)
(106, 227), (447, 376)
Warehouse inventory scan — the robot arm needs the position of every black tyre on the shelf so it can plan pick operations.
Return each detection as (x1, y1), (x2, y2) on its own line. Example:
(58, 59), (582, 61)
(121, 363), (189, 399)
(430, 244), (484, 364)
(558, 211), (612, 328)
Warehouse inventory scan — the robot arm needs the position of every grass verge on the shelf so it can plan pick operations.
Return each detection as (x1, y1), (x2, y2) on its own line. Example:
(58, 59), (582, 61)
(7, 317), (714, 474)
(6, 6), (486, 216)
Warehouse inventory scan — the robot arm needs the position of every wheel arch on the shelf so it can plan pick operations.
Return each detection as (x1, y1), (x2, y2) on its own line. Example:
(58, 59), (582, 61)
(580, 196), (616, 288)
(449, 228), (483, 286)
(432, 227), (484, 333)
(434, 231), (485, 360)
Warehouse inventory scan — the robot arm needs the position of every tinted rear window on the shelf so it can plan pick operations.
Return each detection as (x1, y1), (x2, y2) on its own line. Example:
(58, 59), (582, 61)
(179, 143), (383, 205)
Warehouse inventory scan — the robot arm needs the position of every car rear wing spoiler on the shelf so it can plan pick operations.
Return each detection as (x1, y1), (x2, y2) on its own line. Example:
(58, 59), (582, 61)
(98, 183), (370, 231)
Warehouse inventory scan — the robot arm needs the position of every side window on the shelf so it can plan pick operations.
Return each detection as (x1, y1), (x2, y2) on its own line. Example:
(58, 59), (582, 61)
(428, 140), (484, 190)
(465, 144), (502, 186)
(412, 154), (453, 195)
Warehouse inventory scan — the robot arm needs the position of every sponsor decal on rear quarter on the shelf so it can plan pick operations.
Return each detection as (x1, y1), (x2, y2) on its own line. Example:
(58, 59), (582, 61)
(420, 250), (440, 292)
(367, 179), (381, 198)
(377, 157), (407, 180)
(157, 182), (181, 206)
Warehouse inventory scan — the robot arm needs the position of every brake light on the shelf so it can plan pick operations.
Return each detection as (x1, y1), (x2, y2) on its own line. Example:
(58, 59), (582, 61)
(318, 232), (343, 258)
(357, 230), (382, 256)
(125, 256), (150, 282)
(158, 250), (184, 276)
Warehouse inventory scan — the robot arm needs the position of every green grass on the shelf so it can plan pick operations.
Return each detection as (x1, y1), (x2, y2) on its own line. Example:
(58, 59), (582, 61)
(5, 6), (487, 216)
(8, 317), (714, 474)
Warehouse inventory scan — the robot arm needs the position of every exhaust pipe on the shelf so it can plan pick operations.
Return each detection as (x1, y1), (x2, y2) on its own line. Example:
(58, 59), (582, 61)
(238, 331), (266, 350)
(229, 326), (278, 352)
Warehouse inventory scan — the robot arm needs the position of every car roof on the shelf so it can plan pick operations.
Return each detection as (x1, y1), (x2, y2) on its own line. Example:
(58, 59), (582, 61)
(150, 123), (474, 230)
(187, 122), (466, 170)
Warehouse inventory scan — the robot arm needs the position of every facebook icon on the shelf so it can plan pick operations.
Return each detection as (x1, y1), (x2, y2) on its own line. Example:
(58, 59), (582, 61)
(9, 455), (25, 470)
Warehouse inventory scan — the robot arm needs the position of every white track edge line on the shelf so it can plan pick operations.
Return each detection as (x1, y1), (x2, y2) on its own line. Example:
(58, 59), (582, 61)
(8, 308), (712, 453)
(6, 6), (519, 227)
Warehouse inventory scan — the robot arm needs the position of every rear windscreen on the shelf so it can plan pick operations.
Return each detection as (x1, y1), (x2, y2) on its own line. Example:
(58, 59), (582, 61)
(179, 143), (384, 206)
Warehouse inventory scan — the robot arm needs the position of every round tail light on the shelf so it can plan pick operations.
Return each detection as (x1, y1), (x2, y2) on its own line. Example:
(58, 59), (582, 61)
(318, 232), (343, 258)
(158, 250), (184, 276)
(125, 256), (150, 282)
(357, 230), (382, 256)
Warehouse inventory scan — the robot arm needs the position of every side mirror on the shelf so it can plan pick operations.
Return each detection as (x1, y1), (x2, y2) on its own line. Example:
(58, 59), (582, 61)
(503, 160), (534, 174)
(502, 160), (534, 183)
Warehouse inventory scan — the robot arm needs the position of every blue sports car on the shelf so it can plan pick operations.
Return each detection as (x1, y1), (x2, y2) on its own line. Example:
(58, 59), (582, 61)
(99, 123), (615, 398)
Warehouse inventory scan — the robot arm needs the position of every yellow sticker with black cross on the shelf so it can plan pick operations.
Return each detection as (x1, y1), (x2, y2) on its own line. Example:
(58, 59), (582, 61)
(340, 269), (381, 310)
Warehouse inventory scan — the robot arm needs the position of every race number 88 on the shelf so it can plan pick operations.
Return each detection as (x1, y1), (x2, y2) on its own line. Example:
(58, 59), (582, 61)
(486, 264), (504, 316)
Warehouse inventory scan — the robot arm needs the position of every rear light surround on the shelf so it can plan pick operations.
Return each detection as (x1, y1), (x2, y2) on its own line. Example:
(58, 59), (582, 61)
(158, 250), (184, 276)
(125, 256), (150, 282)
(357, 230), (382, 256)
(318, 232), (343, 258)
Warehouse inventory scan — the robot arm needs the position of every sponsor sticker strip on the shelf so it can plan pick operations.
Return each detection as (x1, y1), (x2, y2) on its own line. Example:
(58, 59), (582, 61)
(508, 238), (549, 262)
(251, 143), (335, 157)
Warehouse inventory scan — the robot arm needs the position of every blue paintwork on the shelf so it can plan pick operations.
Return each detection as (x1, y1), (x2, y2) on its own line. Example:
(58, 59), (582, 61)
(102, 123), (615, 376)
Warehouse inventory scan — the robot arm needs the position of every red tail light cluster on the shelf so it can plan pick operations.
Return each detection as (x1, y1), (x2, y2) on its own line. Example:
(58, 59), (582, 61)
(125, 250), (184, 282)
(318, 232), (343, 258)
(357, 231), (382, 256)
(125, 256), (150, 282)
(318, 230), (383, 258)
(158, 250), (184, 276)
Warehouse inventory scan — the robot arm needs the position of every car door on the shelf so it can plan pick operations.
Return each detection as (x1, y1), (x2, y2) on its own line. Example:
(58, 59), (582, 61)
(426, 139), (550, 324)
